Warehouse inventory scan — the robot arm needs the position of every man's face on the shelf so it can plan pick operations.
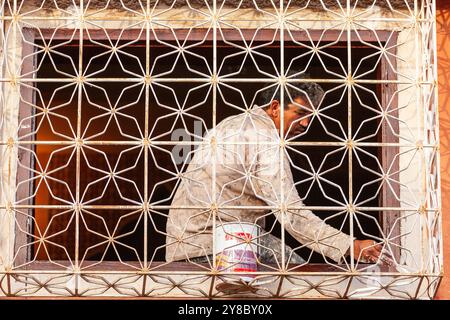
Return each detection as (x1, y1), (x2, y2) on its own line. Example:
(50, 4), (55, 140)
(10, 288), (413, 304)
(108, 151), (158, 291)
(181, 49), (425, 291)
(266, 96), (312, 138)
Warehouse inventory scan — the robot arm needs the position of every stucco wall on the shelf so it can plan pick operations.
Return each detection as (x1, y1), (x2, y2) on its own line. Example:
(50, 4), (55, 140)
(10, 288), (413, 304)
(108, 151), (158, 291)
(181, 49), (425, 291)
(435, 0), (450, 300)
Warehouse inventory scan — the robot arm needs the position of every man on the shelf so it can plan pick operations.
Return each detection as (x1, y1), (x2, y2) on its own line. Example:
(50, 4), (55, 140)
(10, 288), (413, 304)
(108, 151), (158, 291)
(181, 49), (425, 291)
(165, 82), (382, 266)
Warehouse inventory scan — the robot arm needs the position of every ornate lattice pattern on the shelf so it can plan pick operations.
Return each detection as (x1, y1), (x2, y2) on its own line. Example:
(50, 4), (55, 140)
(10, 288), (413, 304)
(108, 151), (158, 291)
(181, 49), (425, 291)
(0, 0), (442, 299)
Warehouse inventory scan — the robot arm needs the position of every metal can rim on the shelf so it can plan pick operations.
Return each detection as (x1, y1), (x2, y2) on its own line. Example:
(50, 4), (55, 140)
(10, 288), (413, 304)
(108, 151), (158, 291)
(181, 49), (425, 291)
(215, 222), (262, 230)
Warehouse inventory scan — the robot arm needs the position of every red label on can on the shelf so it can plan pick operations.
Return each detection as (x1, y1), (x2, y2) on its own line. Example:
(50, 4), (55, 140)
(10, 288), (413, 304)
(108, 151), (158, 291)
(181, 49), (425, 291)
(225, 232), (253, 241)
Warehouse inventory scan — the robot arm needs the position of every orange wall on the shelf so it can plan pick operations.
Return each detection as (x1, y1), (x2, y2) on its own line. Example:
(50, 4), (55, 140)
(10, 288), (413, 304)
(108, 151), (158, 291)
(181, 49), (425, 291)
(436, 0), (450, 300)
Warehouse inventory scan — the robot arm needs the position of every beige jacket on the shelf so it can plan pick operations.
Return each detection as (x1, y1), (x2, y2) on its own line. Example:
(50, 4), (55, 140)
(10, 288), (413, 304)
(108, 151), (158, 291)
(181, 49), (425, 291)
(165, 106), (353, 263)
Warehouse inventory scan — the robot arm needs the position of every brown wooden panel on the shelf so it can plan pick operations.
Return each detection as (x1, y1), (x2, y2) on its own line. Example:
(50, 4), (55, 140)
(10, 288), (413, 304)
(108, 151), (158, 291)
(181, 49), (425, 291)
(33, 28), (394, 43)
(17, 260), (395, 272)
(14, 28), (36, 268)
(378, 32), (401, 262)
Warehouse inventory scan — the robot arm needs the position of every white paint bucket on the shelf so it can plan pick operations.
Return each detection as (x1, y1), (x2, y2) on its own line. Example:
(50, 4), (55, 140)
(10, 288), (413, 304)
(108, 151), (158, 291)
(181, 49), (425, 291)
(215, 222), (261, 282)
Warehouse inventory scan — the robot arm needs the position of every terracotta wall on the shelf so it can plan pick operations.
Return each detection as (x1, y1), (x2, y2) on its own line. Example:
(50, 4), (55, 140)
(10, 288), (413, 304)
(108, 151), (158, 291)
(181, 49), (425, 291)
(436, 0), (450, 300)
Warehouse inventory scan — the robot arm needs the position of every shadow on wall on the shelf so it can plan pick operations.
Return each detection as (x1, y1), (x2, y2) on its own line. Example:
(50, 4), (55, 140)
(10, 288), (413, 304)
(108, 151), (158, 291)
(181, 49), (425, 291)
(436, 0), (450, 300)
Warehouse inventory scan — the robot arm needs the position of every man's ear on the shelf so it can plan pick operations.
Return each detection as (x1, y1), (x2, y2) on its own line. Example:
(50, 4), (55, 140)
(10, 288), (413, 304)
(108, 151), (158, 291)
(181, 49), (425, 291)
(269, 100), (280, 118)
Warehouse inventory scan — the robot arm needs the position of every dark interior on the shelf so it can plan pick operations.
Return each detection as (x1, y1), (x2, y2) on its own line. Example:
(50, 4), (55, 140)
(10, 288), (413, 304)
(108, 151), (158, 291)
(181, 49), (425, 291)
(29, 34), (384, 264)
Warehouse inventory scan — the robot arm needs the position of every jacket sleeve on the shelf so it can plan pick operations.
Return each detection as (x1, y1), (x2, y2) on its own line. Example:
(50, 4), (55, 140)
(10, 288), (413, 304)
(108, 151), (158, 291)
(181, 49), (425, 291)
(252, 144), (354, 263)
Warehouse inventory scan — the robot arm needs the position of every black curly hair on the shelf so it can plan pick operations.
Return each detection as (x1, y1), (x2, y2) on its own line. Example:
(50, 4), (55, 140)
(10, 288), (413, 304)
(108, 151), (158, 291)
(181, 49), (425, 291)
(257, 81), (325, 111)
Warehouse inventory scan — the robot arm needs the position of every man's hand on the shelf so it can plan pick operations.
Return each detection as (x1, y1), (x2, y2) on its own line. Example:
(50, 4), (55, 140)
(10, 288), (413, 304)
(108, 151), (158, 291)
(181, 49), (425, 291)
(353, 240), (382, 263)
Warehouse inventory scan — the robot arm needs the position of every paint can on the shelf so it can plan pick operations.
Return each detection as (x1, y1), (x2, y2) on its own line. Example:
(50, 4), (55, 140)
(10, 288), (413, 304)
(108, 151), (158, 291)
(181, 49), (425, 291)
(215, 222), (261, 283)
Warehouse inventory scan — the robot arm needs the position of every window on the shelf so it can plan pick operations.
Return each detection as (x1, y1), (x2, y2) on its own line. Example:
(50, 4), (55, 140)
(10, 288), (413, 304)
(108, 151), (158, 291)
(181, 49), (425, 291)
(0, 0), (442, 299)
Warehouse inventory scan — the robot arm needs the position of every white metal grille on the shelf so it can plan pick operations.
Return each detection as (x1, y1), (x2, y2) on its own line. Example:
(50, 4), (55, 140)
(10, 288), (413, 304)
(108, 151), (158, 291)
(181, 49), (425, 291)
(0, 0), (442, 299)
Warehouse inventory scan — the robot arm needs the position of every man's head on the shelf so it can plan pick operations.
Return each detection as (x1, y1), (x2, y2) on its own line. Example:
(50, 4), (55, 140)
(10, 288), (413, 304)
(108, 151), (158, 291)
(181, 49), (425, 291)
(259, 82), (324, 138)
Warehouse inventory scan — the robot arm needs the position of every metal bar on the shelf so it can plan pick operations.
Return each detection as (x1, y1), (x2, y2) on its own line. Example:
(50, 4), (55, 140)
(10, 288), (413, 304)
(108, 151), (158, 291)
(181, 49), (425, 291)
(2, 205), (436, 211)
(7, 16), (429, 23)
(0, 140), (438, 147)
(280, 0), (286, 272)
(0, 270), (433, 276)
(143, 0), (150, 269)
(0, 77), (434, 85)
(74, 3), (83, 274)
(211, 0), (217, 270)
(347, 0), (355, 271)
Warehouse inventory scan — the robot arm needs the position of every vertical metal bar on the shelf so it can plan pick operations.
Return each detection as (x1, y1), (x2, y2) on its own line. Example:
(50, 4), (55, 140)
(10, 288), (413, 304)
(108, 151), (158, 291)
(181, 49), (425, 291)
(212, 0), (217, 270)
(9, 0), (17, 271)
(425, 2), (435, 277)
(143, 0), (150, 270)
(347, 0), (354, 270)
(431, 0), (443, 277)
(279, 0), (285, 271)
(419, 1), (429, 275)
(424, 0), (439, 277)
(413, 0), (426, 273)
(75, 0), (84, 295)
(0, 2), (3, 231)
(5, 0), (18, 274)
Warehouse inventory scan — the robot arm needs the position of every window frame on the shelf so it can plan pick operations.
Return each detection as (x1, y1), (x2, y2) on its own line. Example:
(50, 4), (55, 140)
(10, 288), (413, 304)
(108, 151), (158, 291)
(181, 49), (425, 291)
(13, 26), (400, 271)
